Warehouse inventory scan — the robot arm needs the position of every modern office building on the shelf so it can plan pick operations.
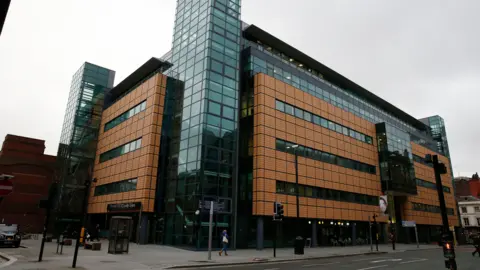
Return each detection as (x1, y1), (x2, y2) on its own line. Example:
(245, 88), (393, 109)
(81, 0), (457, 249)
(56, 62), (115, 223)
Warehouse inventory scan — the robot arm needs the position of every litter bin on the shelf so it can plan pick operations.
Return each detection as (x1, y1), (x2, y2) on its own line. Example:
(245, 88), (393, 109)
(294, 236), (305, 255)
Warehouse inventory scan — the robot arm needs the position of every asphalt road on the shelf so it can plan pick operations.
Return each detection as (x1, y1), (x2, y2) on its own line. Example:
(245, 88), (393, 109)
(193, 248), (480, 270)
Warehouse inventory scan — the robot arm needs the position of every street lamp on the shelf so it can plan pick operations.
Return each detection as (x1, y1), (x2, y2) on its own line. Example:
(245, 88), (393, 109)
(195, 209), (200, 249)
(72, 177), (96, 268)
(286, 144), (302, 244)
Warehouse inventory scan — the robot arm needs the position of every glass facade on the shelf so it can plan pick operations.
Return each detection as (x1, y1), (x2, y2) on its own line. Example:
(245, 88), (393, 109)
(162, 0), (241, 248)
(376, 123), (416, 195)
(56, 62), (115, 216)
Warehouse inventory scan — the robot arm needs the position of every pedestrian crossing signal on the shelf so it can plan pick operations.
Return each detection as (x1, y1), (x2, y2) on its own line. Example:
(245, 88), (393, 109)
(274, 202), (284, 220)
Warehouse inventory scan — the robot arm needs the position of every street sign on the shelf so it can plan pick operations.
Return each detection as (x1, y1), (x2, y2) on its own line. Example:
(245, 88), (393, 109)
(0, 180), (13, 196)
(199, 200), (225, 212)
(402, 221), (416, 227)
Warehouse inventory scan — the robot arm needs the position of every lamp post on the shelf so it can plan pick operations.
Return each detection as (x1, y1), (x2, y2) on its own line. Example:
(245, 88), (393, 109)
(194, 209), (200, 250)
(72, 177), (96, 268)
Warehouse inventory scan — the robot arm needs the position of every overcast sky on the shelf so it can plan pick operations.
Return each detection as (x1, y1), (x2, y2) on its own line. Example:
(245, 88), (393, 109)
(1, 0), (478, 177)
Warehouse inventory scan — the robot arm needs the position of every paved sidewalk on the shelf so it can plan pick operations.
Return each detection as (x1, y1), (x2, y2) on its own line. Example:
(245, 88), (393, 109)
(0, 239), (440, 270)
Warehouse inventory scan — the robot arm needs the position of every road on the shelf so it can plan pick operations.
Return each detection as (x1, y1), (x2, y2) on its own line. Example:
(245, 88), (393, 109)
(192, 248), (480, 270)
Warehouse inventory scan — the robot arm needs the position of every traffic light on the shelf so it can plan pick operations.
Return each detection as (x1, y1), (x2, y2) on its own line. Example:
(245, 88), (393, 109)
(274, 202), (284, 220)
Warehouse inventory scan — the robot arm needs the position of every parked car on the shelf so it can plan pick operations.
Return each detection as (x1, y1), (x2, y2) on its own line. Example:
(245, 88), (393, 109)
(0, 224), (21, 248)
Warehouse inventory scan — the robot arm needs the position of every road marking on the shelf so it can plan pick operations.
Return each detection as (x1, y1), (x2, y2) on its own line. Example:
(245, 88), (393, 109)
(0, 252), (17, 269)
(357, 265), (388, 270)
(303, 262), (340, 267)
(352, 257), (391, 262)
(400, 258), (428, 264)
(371, 259), (402, 263)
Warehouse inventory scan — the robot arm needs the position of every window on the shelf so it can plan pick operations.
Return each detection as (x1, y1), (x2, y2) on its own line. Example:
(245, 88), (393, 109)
(275, 180), (377, 206)
(104, 100), (147, 131)
(477, 218), (480, 226)
(461, 207), (467, 213)
(274, 99), (373, 145)
(99, 138), (142, 162)
(275, 100), (285, 112)
(275, 138), (376, 174)
(474, 206), (480, 212)
(94, 178), (137, 196)
(464, 218), (470, 226)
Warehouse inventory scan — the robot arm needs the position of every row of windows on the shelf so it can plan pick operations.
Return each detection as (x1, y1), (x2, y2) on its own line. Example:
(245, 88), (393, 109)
(416, 178), (451, 193)
(276, 181), (379, 206)
(276, 139), (376, 174)
(247, 45), (418, 136)
(94, 178), (138, 196)
(275, 100), (373, 144)
(99, 138), (142, 163)
(104, 101), (147, 131)
(411, 202), (454, 216)
(412, 154), (433, 167)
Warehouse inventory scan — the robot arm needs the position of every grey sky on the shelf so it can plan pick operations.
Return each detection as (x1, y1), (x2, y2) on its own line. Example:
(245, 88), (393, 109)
(0, 0), (478, 177)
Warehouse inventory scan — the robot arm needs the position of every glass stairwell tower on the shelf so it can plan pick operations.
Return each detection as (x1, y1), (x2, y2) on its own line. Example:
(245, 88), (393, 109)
(162, 0), (242, 248)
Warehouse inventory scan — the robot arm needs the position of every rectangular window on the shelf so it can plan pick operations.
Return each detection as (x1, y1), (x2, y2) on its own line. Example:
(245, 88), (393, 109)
(104, 100), (147, 131)
(275, 138), (376, 174)
(94, 178), (137, 196)
(274, 99), (373, 144)
(275, 100), (285, 112)
(464, 218), (470, 226)
(99, 138), (142, 163)
(474, 206), (480, 212)
(461, 207), (467, 213)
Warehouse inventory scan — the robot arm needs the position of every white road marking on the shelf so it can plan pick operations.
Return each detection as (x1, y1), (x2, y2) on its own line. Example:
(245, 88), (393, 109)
(371, 259), (402, 263)
(357, 265), (388, 270)
(303, 261), (340, 267)
(352, 257), (391, 262)
(0, 252), (18, 269)
(400, 258), (428, 264)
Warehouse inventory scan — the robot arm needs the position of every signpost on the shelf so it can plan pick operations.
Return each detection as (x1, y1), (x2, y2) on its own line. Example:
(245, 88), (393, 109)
(402, 221), (419, 248)
(207, 201), (213, 261)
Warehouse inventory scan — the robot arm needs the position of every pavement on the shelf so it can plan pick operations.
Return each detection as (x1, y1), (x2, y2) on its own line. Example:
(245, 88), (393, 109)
(0, 238), (454, 270)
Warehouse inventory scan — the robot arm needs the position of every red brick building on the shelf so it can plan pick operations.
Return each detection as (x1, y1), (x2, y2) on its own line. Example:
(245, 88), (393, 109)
(0, 135), (56, 233)
(455, 174), (480, 198)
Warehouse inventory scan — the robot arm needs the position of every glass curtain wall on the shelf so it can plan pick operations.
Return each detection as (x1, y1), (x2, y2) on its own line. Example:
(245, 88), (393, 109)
(56, 62), (115, 217)
(164, 0), (241, 249)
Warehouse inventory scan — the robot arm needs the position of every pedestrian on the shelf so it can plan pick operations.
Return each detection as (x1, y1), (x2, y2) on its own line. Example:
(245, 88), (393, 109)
(472, 233), (480, 257)
(89, 224), (100, 242)
(219, 230), (229, 256)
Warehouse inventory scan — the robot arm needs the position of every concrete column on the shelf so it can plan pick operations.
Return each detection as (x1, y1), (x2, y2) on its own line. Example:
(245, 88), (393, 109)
(256, 216), (264, 250)
(383, 223), (389, 244)
(311, 221), (317, 247)
(139, 215), (149, 245)
(352, 223), (357, 246)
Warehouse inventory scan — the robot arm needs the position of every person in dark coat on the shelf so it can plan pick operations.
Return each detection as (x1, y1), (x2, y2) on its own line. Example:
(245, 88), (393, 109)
(472, 233), (480, 257)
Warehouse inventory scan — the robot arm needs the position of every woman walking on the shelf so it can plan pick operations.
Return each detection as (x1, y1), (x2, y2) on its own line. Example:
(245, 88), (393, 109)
(219, 230), (229, 256)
